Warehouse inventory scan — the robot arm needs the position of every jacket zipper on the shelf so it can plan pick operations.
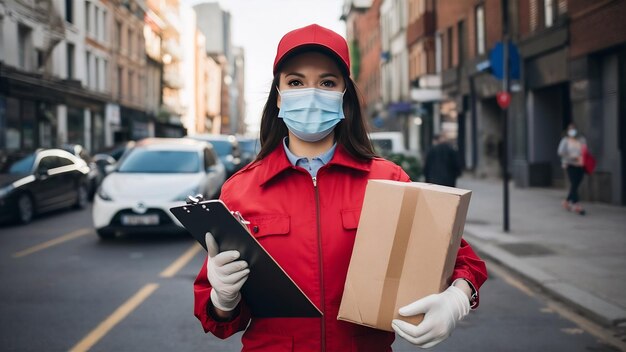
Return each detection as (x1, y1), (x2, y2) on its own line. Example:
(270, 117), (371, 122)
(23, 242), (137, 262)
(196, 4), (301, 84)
(312, 175), (326, 352)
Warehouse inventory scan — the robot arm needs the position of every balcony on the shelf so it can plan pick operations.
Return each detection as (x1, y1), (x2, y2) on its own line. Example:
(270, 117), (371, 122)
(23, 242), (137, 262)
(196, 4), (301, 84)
(406, 11), (436, 46)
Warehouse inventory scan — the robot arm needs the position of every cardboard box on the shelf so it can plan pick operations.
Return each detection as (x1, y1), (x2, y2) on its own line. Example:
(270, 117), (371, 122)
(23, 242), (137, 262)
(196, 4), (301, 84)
(337, 180), (471, 331)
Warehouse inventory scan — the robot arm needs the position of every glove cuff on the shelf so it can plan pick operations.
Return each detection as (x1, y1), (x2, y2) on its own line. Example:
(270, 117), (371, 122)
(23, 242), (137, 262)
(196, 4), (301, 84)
(210, 288), (241, 312)
(446, 286), (471, 320)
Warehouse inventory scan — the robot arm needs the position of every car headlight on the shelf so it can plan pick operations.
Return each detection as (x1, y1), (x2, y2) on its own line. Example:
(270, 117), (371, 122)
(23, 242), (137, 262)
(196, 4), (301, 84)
(97, 186), (113, 201)
(0, 184), (14, 199)
(173, 185), (201, 202)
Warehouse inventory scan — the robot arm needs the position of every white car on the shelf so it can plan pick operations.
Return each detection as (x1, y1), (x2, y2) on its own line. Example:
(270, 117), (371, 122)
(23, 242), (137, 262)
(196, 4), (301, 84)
(369, 132), (408, 155)
(92, 138), (226, 239)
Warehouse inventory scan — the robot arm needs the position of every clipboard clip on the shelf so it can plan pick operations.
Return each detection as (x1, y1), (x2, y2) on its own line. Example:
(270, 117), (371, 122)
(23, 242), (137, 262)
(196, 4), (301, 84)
(186, 194), (205, 205)
(231, 211), (250, 225)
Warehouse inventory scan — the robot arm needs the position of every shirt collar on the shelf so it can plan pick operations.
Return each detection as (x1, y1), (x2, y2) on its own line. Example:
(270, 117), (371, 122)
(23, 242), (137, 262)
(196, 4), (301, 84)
(282, 137), (337, 166)
(258, 141), (371, 187)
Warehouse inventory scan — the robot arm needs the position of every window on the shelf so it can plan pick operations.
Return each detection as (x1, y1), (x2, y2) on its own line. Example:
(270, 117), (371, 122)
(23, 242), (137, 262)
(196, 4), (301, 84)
(129, 70), (134, 100)
(36, 50), (45, 70)
(3, 97), (22, 150)
(204, 149), (217, 168)
(94, 7), (99, 39)
(117, 66), (123, 99)
(435, 32), (442, 73)
(446, 27), (453, 69)
(102, 11), (107, 42)
(102, 59), (108, 92)
(85, 1), (91, 36)
(118, 150), (201, 173)
(21, 100), (35, 150)
(67, 107), (85, 146)
(138, 74), (144, 101)
(458, 20), (465, 65)
(85, 52), (91, 88)
(18, 24), (33, 70)
(95, 57), (100, 91)
(57, 156), (74, 167)
(545, 0), (554, 27)
(138, 33), (143, 57)
(0, 17), (3, 56)
(116, 20), (122, 52)
(67, 43), (75, 79)
(128, 28), (133, 56)
(65, 0), (73, 23)
(475, 4), (485, 55)
(38, 156), (57, 171)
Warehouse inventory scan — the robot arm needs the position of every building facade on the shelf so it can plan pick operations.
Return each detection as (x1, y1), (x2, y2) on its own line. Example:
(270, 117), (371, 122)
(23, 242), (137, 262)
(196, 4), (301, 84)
(193, 2), (245, 135)
(342, 0), (383, 126)
(435, 0), (507, 177)
(407, 0), (439, 154)
(380, 0), (412, 144)
(344, 0), (625, 205)
(513, 0), (626, 204)
(567, 0), (626, 205)
(232, 46), (245, 135)
(0, 0), (111, 153)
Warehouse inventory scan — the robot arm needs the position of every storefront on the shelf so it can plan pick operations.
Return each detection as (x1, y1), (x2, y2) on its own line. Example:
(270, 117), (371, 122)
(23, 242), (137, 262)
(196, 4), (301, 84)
(1, 65), (108, 153)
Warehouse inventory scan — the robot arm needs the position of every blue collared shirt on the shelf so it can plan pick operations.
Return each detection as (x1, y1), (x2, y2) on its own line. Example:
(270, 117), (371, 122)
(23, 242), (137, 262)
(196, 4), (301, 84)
(283, 137), (337, 177)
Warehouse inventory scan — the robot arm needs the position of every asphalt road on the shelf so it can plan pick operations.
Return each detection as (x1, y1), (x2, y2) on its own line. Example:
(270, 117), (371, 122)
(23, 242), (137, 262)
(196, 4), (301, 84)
(0, 205), (623, 351)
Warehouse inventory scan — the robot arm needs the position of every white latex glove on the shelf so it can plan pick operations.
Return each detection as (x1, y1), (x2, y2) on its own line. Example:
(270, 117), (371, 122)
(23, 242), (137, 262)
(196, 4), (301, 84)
(392, 285), (470, 349)
(205, 232), (250, 311)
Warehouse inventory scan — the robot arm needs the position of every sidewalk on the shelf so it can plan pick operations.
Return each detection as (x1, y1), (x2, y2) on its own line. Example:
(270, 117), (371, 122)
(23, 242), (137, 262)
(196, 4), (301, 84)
(457, 177), (626, 327)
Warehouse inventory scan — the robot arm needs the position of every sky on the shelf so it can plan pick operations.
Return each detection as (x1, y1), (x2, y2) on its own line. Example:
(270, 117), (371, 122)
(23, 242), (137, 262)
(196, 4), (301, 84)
(182, 0), (346, 135)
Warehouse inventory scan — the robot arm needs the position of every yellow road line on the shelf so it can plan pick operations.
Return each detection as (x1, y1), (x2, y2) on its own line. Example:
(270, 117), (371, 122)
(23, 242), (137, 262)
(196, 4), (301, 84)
(546, 300), (626, 351)
(12, 228), (92, 258)
(160, 243), (203, 278)
(488, 260), (626, 351)
(486, 259), (536, 297)
(68, 283), (159, 352)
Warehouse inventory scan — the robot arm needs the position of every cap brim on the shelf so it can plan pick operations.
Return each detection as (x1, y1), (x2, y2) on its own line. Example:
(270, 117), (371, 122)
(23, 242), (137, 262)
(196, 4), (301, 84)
(274, 44), (348, 75)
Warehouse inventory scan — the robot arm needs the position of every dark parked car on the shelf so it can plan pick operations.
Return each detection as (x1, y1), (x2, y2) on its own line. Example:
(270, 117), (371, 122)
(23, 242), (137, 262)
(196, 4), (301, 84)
(236, 136), (260, 167)
(0, 149), (91, 224)
(186, 134), (242, 177)
(60, 143), (100, 199)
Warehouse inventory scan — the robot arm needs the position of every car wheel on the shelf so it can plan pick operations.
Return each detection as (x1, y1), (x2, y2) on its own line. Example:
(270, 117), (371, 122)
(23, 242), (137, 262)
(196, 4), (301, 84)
(96, 229), (115, 240)
(74, 184), (88, 209)
(17, 194), (35, 224)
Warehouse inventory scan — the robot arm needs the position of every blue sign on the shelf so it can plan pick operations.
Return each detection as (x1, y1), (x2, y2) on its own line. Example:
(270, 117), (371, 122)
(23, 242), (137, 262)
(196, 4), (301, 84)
(489, 41), (521, 80)
(388, 102), (412, 113)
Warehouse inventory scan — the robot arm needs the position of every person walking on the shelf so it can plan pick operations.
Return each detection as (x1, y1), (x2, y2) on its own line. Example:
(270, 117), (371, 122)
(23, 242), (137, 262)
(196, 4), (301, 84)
(193, 24), (488, 351)
(558, 123), (587, 215)
(423, 134), (462, 187)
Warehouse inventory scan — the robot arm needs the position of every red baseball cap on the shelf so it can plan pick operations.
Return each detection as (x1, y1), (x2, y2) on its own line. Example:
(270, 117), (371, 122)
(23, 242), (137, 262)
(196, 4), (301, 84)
(273, 24), (350, 75)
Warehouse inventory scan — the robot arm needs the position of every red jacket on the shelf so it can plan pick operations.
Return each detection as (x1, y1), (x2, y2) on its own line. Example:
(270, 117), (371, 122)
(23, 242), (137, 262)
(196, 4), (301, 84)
(194, 145), (488, 351)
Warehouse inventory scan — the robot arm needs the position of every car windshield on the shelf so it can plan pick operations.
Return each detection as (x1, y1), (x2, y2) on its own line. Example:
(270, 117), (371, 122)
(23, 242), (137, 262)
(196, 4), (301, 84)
(206, 140), (232, 157)
(0, 154), (36, 174)
(117, 149), (200, 173)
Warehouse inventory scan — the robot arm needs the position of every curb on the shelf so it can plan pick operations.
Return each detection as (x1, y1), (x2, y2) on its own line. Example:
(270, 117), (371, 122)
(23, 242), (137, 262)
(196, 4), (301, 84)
(463, 225), (626, 327)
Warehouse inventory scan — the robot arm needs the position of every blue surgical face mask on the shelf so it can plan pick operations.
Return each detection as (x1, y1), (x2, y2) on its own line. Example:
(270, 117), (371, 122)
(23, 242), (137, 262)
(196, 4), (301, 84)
(568, 129), (577, 137)
(277, 87), (345, 142)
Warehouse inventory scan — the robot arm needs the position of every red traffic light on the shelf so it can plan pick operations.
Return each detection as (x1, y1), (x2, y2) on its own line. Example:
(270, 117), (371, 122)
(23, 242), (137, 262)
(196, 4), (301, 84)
(497, 91), (511, 109)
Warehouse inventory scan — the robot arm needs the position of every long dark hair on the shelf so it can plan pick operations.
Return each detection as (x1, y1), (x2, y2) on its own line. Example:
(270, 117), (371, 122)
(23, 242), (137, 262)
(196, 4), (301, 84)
(255, 50), (376, 161)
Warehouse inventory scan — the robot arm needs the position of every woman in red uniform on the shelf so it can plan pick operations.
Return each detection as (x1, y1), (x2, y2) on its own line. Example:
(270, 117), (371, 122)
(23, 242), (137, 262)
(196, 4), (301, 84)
(193, 24), (488, 351)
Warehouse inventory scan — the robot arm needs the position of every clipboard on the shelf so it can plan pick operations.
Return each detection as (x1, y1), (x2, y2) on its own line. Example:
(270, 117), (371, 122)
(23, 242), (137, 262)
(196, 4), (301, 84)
(170, 199), (322, 318)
